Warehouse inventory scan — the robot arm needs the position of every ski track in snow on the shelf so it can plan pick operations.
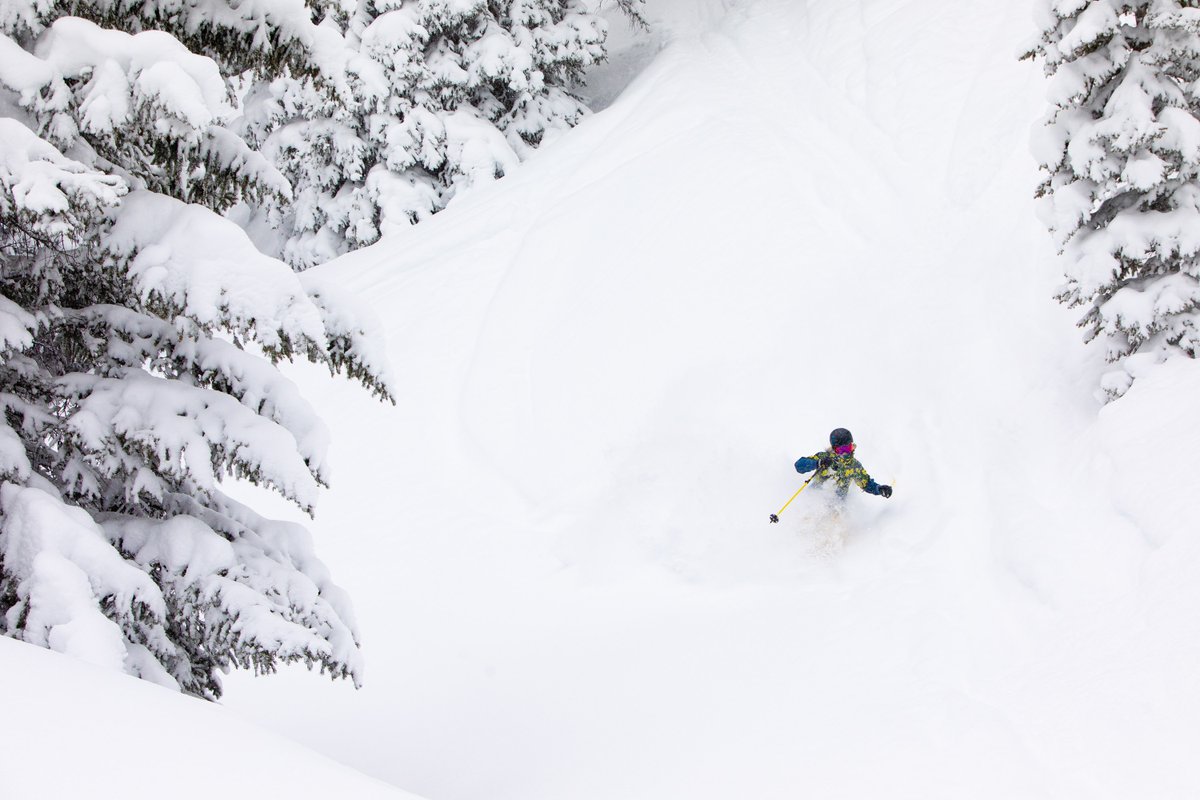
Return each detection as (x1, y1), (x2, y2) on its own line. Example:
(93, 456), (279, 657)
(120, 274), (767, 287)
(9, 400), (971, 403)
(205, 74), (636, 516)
(220, 1), (1200, 799)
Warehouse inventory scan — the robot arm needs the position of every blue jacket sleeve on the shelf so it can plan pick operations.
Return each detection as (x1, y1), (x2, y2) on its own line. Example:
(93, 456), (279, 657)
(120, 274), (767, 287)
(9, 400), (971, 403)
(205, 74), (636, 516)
(863, 478), (882, 495)
(795, 455), (820, 474)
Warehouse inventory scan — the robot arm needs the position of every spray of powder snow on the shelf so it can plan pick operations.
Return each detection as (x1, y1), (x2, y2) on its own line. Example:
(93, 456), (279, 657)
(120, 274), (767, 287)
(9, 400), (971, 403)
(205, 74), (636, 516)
(548, 455), (894, 588)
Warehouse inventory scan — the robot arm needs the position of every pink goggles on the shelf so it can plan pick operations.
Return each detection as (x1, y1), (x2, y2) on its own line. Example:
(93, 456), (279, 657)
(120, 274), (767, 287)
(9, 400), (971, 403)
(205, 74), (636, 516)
(833, 443), (856, 455)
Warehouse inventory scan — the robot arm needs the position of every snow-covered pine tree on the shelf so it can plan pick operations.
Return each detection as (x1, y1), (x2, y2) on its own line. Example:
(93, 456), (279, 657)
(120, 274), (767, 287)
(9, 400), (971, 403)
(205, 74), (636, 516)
(1025, 1), (1200, 399)
(252, 0), (610, 268)
(1, 2), (393, 698)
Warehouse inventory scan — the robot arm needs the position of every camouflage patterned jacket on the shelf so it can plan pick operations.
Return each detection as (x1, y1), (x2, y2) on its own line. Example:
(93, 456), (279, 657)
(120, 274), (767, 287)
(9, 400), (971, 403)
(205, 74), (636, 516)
(794, 449), (885, 496)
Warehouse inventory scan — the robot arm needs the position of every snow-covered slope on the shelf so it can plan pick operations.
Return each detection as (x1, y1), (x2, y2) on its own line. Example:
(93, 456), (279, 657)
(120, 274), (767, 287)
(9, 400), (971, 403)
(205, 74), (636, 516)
(218, 1), (1200, 798)
(0, 636), (418, 800)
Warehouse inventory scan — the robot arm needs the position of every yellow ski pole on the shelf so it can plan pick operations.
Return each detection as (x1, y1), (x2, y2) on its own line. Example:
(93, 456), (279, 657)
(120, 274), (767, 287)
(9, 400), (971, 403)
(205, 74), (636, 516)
(769, 470), (821, 523)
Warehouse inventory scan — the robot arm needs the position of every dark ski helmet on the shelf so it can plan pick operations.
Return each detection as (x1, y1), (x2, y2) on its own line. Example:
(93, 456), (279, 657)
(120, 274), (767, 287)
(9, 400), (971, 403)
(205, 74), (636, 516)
(829, 428), (853, 448)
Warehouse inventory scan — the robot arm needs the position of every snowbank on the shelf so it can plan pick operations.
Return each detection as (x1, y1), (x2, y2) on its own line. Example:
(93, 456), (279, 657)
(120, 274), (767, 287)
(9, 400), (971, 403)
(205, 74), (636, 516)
(0, 636), (418, 800)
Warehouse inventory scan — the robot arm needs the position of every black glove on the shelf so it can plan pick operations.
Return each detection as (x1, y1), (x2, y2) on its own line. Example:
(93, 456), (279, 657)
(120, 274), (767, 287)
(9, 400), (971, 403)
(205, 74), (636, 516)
(879, 485), (893, 498)
(817, 453), (832, 469)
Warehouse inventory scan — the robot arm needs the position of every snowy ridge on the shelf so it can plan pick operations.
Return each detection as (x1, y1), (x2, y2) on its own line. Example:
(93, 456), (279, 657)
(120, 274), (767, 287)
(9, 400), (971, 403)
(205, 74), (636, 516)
(204, 0), (1198, 798)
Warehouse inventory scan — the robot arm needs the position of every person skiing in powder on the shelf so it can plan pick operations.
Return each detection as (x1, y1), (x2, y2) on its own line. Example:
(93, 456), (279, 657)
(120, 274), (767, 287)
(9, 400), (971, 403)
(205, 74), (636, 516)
(795, 428), (892, 499)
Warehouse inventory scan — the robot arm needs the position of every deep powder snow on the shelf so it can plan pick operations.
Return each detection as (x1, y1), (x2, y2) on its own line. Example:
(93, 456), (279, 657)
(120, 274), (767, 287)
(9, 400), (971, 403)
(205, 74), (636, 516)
(211, 1), (1200, 798)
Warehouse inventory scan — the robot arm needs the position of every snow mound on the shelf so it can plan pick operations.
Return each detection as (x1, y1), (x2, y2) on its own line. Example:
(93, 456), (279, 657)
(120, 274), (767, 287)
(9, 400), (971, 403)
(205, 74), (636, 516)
(0, 636), (419, 800)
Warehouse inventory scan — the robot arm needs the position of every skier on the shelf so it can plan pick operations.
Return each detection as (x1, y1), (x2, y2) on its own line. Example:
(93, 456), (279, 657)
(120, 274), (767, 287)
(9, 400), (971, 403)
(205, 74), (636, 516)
(794, 428), (892, 499)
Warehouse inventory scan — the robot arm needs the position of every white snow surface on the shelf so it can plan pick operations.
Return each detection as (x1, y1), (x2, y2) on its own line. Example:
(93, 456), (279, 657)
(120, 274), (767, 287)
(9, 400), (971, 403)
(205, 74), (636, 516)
(0, 636), (417, 800)
(213, 1), (1200, 797)
(11, 0), (1198, 797)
